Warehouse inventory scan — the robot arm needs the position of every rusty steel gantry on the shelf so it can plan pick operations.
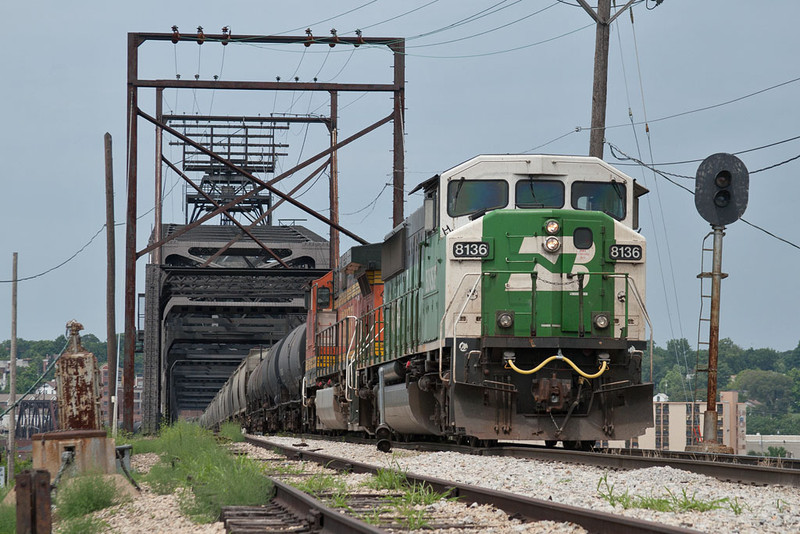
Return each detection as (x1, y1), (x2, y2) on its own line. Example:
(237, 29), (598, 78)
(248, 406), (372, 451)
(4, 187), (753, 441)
(124, 29), (406, 432)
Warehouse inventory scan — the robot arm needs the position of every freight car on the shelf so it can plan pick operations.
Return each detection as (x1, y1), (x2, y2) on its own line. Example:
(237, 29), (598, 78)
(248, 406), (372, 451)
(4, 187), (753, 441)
(202, 154), (655, 451)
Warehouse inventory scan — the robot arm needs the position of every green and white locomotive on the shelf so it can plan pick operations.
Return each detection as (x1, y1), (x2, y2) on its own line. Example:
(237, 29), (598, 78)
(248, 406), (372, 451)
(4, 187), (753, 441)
(201, 154), (654, 451)
(377, 154), (653, 449)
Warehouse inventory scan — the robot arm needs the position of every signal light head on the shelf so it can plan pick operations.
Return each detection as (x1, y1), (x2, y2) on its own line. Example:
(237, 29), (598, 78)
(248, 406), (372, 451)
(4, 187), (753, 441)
(715, 170), (731, 188)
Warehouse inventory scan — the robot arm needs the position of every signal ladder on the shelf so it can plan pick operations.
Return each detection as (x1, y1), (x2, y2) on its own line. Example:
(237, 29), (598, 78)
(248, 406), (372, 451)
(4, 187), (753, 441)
(693, 231), (727, 444)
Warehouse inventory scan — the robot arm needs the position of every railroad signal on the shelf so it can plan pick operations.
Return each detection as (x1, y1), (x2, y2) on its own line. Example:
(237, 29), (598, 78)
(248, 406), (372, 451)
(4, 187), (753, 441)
(695, 153), (749, 226)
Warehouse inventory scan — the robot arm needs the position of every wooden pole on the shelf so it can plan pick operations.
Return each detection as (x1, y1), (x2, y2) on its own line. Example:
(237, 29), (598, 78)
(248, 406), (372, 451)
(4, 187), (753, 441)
(8, 252), (17, 483)
(105, 133), (117, 429)
(588, 0), (611, 159)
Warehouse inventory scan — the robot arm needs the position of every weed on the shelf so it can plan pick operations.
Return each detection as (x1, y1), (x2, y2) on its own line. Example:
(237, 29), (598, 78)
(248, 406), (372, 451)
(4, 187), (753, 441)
(218, 422), (245, 443)
(597, 473), (632, 508)
(776, 499), (788, 513)
(357, 506), (389, 525)
(665, 488), (726, 513)
(728, 497), (744, 515)
(597, 474), (729, 514)
(55, 473), (122, 519)
(366, 463), (409, 492)
(292, 473), (347, 497)
(140, 421), (272, 523)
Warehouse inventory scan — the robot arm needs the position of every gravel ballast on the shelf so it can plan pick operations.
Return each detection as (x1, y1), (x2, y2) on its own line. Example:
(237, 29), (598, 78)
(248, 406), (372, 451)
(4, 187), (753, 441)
(253, 435), (800, 533)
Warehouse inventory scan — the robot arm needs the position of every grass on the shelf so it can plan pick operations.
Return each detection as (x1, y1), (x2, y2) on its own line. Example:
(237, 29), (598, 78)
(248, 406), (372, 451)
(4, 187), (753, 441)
(140, 421), (272, 523)
(360, 462), (453, 530)
(218, 422), (245, 443)
(0, 486), (14, 534)
(55, 472), (122, 519)
(596, 473), (743, 514)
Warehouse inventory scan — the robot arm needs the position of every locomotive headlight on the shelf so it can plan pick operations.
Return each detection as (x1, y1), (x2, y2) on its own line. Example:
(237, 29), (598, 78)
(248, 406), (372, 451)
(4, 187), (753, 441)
(497, 311), (514, 329)
(544, 219), (560, 235)
(593, 313), (610, 330)
(543, 236), (561, 253)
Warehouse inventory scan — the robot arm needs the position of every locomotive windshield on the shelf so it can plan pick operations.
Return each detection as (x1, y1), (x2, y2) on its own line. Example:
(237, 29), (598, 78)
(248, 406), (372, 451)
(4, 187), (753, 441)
(571, 181), (626, 220)
(447, 179), (508, 217)
(515, 178), (564, 208)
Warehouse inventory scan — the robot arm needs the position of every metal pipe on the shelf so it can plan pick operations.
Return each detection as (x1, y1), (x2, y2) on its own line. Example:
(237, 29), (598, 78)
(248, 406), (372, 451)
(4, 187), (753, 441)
(704, 225), (725, 443)
(330, 91), (339, 269)
(378, 365), (386, 426)
(391, 40), (405, 227)
(154, 89), (163, 265)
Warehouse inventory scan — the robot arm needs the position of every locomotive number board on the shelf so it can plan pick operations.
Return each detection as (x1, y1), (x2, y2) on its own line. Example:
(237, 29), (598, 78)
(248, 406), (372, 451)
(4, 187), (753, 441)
(608, 244), (643, 262)
(452, 241), (490, 259)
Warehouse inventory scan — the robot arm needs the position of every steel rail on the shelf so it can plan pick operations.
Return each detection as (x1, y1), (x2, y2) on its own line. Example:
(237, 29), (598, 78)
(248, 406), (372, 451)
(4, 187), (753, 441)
(248, 437), (694, 534)
(270, 477), (386, 534)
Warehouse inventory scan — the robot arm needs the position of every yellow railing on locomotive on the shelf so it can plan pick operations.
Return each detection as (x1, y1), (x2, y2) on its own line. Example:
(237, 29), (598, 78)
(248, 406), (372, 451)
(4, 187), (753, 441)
(315, 309), (386, 375)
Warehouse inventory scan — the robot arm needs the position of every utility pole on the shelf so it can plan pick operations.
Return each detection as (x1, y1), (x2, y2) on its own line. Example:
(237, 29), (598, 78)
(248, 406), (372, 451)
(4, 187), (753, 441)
(576, 0), (638, 159)
(104, 133), (117, 429)
(8, 253), (17, 483)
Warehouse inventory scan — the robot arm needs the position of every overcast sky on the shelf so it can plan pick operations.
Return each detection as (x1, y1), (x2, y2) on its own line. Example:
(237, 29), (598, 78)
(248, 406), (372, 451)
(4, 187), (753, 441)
(1, 0), (798, 354)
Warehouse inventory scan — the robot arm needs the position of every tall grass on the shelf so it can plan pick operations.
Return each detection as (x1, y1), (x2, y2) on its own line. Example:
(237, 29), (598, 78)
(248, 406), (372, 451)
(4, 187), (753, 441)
(218, 422), (245, 443)
(55, 472), (121, 519)
(0, 486), (14, 534)
(142, 421), (272, 523)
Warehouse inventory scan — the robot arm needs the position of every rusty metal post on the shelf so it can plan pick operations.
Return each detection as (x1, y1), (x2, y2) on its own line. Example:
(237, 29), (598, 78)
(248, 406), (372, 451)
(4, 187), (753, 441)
(14, 470), (52, 534)
(123, 33), (140, 432)
(703, 225), (725, 444)
(154, 88), (163, 265)
(589, 0), (610, 159)
(329, 91), (339, 269)
(15, 471), (31, 534)
(104, 133), (117, 429)
(33, 470), (51, 533)
(8, 252), (17, 483)
(391, 40), (405, 227)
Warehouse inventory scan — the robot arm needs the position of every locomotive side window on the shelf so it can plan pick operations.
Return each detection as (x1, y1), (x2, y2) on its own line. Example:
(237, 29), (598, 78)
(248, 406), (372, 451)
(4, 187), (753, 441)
(316, 286), (332, 308)
(571, 181), (626, 221)
(447, 178), (508, 217)
(515, 178), (564, 208)
(573, 227), (593, 249)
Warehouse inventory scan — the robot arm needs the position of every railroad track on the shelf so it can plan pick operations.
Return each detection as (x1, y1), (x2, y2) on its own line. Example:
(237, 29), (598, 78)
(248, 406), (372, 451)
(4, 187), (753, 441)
(246, 436), (696, 534)
(221, 476), (384, 533)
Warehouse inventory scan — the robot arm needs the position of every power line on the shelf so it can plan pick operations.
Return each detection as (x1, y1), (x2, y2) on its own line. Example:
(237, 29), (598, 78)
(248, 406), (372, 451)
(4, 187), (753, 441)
(612, 133), (800, 167)
(594, 75), (800, 132)
(607, 141), (800, 251)
(406, 3), (559, 49)
(0, 225), (106, 283)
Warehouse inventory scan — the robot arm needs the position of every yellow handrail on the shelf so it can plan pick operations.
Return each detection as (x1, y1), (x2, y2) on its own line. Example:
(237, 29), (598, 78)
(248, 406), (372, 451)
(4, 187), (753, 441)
(505, 353), (609, 379)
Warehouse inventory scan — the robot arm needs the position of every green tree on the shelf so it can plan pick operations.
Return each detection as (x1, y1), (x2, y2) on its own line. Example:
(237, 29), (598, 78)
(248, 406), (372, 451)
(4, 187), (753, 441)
(657, 364), (698, 402)
(732, 369), (793, 413)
